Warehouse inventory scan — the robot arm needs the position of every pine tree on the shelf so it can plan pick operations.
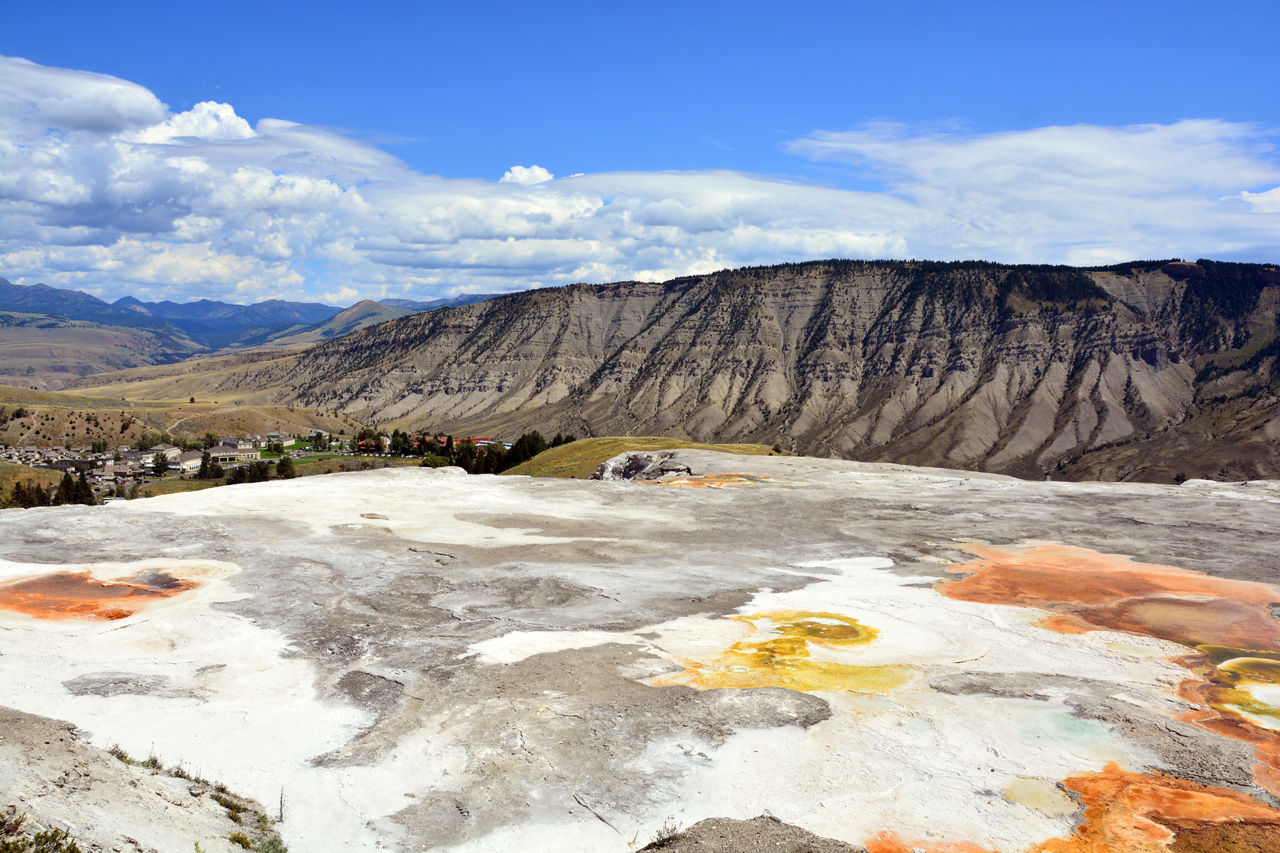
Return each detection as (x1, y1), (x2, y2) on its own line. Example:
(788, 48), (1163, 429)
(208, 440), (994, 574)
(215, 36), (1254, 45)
(10, 480), (52, 508)
(54, 472), (76, 505)
(76, 470), (96, 505)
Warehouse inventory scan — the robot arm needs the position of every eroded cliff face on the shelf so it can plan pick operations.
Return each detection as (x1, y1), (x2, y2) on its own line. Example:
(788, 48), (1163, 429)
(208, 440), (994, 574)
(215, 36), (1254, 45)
(233, 260), (1280, 481)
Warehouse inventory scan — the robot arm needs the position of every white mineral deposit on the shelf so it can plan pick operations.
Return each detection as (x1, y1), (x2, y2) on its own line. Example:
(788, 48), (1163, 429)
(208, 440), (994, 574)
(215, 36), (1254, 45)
(3, 452), (1279, 852)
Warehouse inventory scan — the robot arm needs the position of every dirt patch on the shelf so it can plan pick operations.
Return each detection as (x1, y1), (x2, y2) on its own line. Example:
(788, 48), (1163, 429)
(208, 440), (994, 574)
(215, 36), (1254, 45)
(640, 814), (867, 851)
(1168, 821), (1280, 853)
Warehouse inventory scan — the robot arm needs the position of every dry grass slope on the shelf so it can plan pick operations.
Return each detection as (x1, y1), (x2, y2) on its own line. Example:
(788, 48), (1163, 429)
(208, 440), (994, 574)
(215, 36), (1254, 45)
(64, 350), (301, 404)
(0, 384), (363, 449)
(502, 436), (781, 479)
(0, 461), (63, 495)
(0, 385), (132, 408)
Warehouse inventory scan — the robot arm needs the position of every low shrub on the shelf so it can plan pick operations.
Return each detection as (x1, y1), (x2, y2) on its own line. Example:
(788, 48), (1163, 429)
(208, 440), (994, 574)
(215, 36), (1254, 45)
(0, 806), (83, 853)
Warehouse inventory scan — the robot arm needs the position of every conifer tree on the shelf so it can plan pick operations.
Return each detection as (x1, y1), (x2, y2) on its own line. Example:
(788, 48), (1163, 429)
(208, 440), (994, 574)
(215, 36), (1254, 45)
(77, 470), (96, 505)
(54, 472), (76, 505)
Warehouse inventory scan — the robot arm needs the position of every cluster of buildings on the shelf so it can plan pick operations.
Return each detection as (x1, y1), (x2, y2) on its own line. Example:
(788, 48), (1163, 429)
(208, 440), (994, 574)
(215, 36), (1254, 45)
(1, 443), (182, 489)
(1, 433), (297, 491)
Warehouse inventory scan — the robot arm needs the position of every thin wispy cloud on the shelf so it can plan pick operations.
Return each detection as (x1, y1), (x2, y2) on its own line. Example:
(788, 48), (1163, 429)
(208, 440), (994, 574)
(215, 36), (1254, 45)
(790, 121), (1280, 264)
(1, 56), (1276, 303)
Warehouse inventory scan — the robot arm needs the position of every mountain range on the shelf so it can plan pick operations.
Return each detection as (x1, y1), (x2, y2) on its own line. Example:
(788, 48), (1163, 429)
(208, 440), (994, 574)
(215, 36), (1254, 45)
(0, 279), (497, 388)
(111, 294), (343, 344)
(60, 258), (1280, 483)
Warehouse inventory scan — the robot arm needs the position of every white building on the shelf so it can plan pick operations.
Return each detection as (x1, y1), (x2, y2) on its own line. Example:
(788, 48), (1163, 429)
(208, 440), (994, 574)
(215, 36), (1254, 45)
(171, 450), (203, 473)
(209, 444), (259, 464)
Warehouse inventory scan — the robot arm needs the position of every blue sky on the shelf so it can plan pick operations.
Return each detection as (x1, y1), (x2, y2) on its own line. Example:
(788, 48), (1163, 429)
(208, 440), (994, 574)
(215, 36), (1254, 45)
(2, 1), (1278, 304)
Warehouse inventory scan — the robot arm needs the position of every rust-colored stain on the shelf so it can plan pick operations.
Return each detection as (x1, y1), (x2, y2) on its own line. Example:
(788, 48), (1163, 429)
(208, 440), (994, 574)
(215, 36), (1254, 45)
(1166, 821), (1280, 853)
(650, 610), (912, 693)
(860, 765), (1280, 853)
(940, 542), (1280, 653)
(1032, 763), (1280, 853)
(1177, 665), (1280, 798)
(942, 542), (1280, 797)
(864, 831), (997, 853)
(643, 472), (804, 488)
(0, 569), (197, 621)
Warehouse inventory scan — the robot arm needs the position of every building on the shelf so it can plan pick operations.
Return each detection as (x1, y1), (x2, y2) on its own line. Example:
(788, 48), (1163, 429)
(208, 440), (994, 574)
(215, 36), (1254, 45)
(152, 443), (182, 460)
(171, 450), (203, 473)
(47, 458), (91, 473)
(209, 444), (259, 464)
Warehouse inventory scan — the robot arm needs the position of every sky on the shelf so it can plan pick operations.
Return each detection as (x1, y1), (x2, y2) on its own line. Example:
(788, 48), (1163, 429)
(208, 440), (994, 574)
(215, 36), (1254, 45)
(1, 1), (1278, 306)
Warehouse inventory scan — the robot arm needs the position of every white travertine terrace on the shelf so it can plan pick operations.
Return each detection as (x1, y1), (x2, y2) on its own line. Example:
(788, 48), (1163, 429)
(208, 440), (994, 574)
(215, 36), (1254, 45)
(1, 453), (1278, 852)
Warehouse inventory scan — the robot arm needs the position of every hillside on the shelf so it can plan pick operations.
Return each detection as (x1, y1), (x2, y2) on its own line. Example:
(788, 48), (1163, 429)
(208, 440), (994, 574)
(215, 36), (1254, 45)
(46, 349), (301, 403)
(0, 384), (361, 449)
(0, 280), (185, 334)
(258, 300), (414, 348)
(115, 294), (340, 329)
(64, 259), (1280, 482)
(114, 294), (343, 348)
(0, 311), (204, 390)
(382, 292), (502, 312)
(0, 279), (430, 385)
(501, 436), (782, 478)
(0, 280), (341, 346)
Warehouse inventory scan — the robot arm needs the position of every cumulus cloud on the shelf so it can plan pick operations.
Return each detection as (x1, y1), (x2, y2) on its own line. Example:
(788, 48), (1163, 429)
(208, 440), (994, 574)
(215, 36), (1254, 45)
(1241, 187), (1280, 214)
(126, 101), (255, 144)
(500, 164), (555, 185)
(1, 56), (1277, 304)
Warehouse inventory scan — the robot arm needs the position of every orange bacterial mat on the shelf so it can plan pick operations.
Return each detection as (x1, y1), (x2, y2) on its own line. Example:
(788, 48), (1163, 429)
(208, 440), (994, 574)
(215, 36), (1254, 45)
(0, 569), (197, 621)
(940, 542), (1280, 653)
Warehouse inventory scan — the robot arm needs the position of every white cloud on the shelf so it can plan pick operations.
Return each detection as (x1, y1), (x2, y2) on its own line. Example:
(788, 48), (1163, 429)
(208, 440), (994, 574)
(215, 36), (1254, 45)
(126, 101), (255, 144)
(791, 120), (1279, 195)
(1241, 187), (1280, 214)
(787, 120), (1280, 265)
(0, 56), (166, 136)
(1, 56), (1277, 305)
(500, 165), (554, 185)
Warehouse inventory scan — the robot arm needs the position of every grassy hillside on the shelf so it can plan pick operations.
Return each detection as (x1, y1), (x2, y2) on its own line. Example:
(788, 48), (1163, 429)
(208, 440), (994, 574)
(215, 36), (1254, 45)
(0, 461), (63, 495)
(0, 384), (363, 449)
(0, 311), (202, 390)
(138, 456), (423, 498)
(63, 350), (301, 403)
(501, 436), (783, 479)
(259, 300), (413, 348)
(0, 385), (131, 408)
